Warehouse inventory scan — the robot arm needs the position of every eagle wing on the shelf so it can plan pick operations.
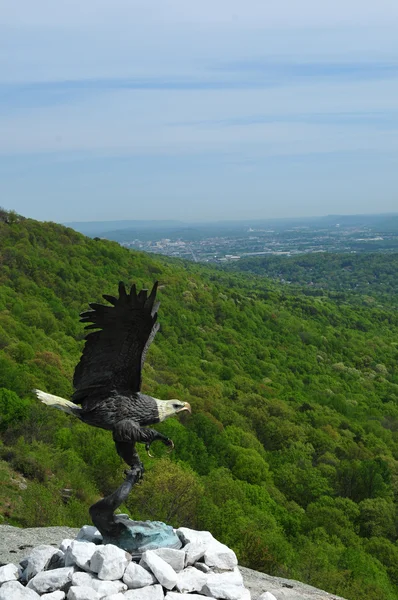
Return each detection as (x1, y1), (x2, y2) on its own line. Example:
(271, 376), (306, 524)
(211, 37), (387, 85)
(72, 281), (160, 403)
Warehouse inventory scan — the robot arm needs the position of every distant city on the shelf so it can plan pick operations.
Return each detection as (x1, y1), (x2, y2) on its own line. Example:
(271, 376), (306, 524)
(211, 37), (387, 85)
(66, 214), (398, 263)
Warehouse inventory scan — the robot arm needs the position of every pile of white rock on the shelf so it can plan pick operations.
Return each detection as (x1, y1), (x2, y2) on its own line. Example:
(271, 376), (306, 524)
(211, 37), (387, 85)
(0, 525), (272, 600)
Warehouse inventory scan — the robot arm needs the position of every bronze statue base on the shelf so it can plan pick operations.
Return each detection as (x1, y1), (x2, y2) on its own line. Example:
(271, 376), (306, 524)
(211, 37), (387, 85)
(89, 468), (181, 557)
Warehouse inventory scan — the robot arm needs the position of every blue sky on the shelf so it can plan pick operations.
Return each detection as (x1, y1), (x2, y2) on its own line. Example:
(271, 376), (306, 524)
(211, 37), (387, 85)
(1, 1), (398, 222)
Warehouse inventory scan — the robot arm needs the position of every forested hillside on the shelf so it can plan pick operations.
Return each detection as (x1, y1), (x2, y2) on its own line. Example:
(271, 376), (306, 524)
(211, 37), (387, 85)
(1, 210), (398, 600)
(223, 252), (398, 300)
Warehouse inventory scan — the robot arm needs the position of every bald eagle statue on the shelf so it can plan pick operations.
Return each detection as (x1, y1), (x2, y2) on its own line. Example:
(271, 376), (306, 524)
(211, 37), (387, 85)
(34, 281), (191, 478)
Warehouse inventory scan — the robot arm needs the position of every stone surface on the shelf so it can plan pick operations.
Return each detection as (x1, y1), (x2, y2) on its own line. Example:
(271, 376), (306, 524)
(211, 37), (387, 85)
(71, 570), (127, 595)
(65, 540), (97, 572)
(76, 526), (102, 545)
(104, 595), (125, 600)
(203, 582), (251, 600)
(59, 540), (74, 554)
(0, 525), (348, 600)
(123, 584), (164, 599)
(103, 519), (181, 556)
(0, 580), (40, 599)
(91, 579), (127, 595)
(71, 572), (95, 587)
(48, 550), (65, 571)
(123, 560), (157, 588)
(258, 593), (278, 600)
(67, 586), (100, 600)
(239, 566), (347, 600)
(206, 567), (244, 588)
(165, 594), (210, 600)
(41, 592), (66, 600)
(0, 525), (79, 566)
(152, 547), (185, 572)
(176, 528), (214, 546)
(0, 562), (18, 583)
(27, 566), (75, 595)
(184, 541), (207, 566)
(194, 562), (211, 573)
(141, 549), (178, 590)
(90, 544), (130, 580)
(176, 565), (207, 593)
(204, 541), (238, 571)
(25, 545), (62, 581)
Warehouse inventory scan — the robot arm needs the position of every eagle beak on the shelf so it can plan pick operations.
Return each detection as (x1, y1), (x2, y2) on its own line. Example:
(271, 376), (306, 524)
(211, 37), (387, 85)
(176, 402), (191, 414)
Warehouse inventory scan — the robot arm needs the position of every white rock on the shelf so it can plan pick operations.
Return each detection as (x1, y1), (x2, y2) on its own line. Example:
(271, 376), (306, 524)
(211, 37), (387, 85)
(65, 540), (98, 571)
(25, 545), (61, 580)
(204, 541), (238, 571)
(76, 526), (102, 545)
(0, 580), (40, 599)
(177, 528), (214, 546)
(92, 580), (128, 596)
(67, 586), (100, 600)
(165, 594), (209, 600)
(206, 567), (243, 587)
(258, 593), (278, 600)
(140, 550), (177, 590)
(41, 592), (66, 600)
(184, 541), (208, 566)
(27, 566), (75, 595)
(72, 571), (127, 595)
(59, 540), (74, 553)
(176, 566), (207, 593)
(49, 550), (66, 570)
(102, 595), (125, 600)
(123, 561), (157, 588)
(193, 562), (211, 573)
(123, 584), (164, 599)
(0, 562), (18, 584)
(203, 582), (251, 600)
(71, 572), (96, 587)
(90, 545), (130, 580)
(152, 548), (185, 572)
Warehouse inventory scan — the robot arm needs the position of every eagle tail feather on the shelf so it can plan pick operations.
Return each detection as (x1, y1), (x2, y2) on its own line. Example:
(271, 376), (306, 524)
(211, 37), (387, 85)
(33, 389), (81, 416)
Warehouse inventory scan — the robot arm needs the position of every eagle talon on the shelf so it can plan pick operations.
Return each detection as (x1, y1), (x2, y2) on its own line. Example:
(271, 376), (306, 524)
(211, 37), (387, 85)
(166, 438), (174, 453)
(145, 443), (155, 458)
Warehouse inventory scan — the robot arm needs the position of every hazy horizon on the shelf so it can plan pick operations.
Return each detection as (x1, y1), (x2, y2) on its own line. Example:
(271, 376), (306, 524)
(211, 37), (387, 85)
(1, 1), (398, 222)
(62, 211), (398, 226)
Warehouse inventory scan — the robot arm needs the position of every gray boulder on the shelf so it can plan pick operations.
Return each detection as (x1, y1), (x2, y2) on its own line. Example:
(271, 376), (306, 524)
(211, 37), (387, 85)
(176, 566), (207, 593)
(76, 526), (102, 545)
(65, 540), (97, 572)
(67, 586), (100, 600)
(123, 561), (157, 588)
(0, 562), (18, 584)
(165, 593), (210, 600)
(141, 550), (178, 590)
(26, 566), (75, 595)
(0, 580), (40, 599)
(123, 584), (164, 599)
(152, 547), (185, 572)
(90, 544), (130, 580)
(24, 545), (63, 581)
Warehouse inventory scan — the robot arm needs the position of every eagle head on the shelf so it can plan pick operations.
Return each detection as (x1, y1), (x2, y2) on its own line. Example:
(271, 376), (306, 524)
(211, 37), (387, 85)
(156, 399), (192, 422)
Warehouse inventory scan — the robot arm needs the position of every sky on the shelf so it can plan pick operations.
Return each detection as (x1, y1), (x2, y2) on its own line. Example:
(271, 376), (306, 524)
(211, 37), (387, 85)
(1, 1), (398, 222)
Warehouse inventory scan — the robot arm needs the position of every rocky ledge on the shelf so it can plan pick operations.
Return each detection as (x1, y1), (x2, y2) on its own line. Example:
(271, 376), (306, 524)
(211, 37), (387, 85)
(0, 525), (346, 600)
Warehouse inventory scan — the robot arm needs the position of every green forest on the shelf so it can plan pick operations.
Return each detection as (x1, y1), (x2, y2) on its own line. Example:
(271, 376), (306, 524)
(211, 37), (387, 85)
(1, 209), (398, 600)
(223, 252), (398, 301)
